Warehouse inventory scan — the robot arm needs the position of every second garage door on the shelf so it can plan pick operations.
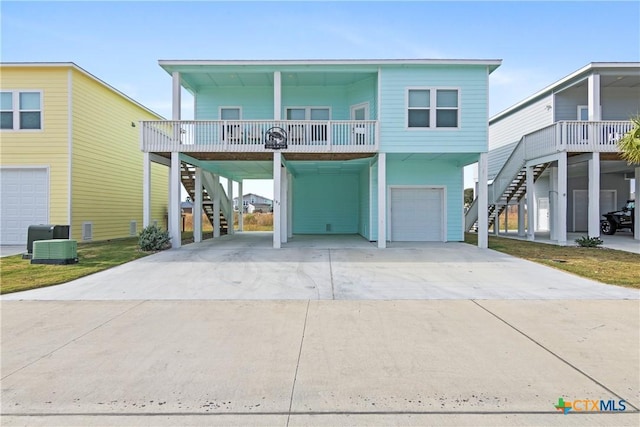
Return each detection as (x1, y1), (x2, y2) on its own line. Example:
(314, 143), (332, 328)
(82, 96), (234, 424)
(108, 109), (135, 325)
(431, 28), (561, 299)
(390, 187), (445, 242)
(1, 168), (49, 245)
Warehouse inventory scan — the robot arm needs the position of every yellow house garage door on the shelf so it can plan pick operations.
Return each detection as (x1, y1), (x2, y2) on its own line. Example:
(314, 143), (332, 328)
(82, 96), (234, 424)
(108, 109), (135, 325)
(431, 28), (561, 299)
(1, 168), (49, 245)
(390, 187), (445, 242)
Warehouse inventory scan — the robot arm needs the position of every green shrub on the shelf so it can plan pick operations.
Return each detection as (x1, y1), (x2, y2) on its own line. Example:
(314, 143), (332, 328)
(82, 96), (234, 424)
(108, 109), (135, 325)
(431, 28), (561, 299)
(138, 225), (171, 251)
(575, 236), (604, 248)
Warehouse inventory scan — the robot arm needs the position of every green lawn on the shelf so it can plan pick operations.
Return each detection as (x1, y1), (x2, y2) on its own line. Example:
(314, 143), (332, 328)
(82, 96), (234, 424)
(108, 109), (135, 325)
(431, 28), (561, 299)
(464, 233), (640, 288)
(0, 238), (150, 294)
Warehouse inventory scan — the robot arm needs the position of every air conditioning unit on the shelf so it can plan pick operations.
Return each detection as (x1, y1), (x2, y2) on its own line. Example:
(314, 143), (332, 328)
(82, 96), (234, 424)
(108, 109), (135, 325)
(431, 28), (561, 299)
(31, 240), (78, 265)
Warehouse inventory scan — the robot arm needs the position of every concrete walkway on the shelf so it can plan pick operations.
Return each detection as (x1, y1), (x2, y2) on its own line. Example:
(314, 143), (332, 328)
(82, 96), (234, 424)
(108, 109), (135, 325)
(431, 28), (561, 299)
(496, 230), (640, 254)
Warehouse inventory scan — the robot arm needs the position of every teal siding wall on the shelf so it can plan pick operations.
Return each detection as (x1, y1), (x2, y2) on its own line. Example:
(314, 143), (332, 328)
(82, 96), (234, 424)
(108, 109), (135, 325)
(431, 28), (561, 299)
(347, 76), (378, 119)
(358, 166), (370, 238)
(378, 65), (488, 153)
(196, 87), (273, 119)
(292, 174), (359, 234)
(386, 155), (464, 241)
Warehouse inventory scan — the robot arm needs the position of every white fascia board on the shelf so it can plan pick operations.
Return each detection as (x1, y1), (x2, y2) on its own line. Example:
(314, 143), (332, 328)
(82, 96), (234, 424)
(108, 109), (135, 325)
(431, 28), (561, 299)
(159, 59), (502, 67)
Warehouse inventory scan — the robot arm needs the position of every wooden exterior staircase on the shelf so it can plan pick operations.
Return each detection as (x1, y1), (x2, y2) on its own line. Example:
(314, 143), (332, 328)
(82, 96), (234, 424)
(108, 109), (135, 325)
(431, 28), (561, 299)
(180, 163), (229, 235)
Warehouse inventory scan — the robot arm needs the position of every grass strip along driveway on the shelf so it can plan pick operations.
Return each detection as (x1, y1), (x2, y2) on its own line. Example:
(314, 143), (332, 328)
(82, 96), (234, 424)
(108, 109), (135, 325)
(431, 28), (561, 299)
(0, 238), (150, 295)
(465, 233), (640, 288)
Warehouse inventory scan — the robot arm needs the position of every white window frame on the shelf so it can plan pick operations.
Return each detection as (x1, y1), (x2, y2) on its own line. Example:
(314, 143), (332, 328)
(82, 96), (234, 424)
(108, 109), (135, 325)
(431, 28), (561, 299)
(284, 106), (332, 120)
(0, 90), (43, 131)
(406, 87), (460, 130)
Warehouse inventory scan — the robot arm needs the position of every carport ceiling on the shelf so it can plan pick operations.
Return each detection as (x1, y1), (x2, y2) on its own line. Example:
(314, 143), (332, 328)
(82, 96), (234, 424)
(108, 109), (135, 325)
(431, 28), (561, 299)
(287, 158), (372, 175)
(195, 160), (273, 181)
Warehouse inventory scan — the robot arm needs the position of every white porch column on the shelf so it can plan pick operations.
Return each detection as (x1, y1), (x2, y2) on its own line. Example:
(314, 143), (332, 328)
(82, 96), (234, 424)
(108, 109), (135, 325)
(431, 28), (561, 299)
(504, 205), (509, 234)
(526, 165), (536, 241)
(557, 154), (568, 245)
(238, 180), (243, 232)
(549, 165), (558, 241)
(518, 198), (526, 237)
(281, 166), (288, 244)
(143, 152), (151, 228)
(227, 179), (234, 235)
(172, 72), (181, 120)
(493, 209), (500, 236)
(477, 153), (488, 249)
(588, 152), (601, 238)
(635, 167), (640, 241)
(273, 152), (282, 248)
(169, 153), (181, 248)
(377, 153), (386, 248)
(193, 167), (202, 243)
(287, 172), (293, 239)
(213, 174), (220, 238)
(588, 74), (601, 121)
(274, 71), (281, 120)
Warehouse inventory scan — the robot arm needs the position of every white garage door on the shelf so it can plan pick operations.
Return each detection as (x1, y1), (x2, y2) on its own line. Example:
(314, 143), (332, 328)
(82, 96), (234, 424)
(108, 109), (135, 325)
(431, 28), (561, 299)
(1, 168), (49, 245)
(390, 187), (444, 241)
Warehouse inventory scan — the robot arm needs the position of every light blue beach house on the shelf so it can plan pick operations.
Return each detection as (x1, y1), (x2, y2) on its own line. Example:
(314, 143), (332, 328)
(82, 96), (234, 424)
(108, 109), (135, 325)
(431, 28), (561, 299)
(140, 59), (501, 248)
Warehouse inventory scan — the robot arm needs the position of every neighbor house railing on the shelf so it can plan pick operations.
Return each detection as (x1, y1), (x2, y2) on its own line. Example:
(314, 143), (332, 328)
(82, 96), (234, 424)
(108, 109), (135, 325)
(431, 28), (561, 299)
(141, 120), (378, 153)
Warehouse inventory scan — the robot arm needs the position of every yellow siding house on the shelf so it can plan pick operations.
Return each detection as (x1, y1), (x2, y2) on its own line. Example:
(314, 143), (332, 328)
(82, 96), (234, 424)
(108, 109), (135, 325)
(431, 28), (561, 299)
(0, 63), (168, 244)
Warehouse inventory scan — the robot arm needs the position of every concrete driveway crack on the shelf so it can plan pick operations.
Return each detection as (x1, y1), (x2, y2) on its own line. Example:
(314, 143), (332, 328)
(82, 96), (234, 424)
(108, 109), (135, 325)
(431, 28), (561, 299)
(1, 300), (149, 380)
(328, 249), (335, 300)
(471, 300), (639, 411)
(286, 299), (311, 427)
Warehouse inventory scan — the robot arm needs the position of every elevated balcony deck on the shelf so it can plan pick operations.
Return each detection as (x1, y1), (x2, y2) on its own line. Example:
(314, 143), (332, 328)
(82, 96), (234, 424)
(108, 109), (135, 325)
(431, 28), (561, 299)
(141, 120), (378, 158)
(523, 120), (633, 160)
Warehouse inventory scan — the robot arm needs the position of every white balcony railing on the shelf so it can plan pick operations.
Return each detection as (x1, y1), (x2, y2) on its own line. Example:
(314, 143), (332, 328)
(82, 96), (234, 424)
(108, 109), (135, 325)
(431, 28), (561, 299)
(141, 120), (378, 153)
(524, 120), (633, 160)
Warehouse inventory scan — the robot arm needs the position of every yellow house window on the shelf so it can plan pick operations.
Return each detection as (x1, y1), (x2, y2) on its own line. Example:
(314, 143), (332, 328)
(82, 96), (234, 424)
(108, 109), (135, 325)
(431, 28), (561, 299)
(1, 91), (42, 130)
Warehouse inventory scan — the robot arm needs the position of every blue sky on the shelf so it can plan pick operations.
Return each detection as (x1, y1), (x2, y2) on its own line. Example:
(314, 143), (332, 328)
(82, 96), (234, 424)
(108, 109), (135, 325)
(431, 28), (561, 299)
(2, 1), (639, 196)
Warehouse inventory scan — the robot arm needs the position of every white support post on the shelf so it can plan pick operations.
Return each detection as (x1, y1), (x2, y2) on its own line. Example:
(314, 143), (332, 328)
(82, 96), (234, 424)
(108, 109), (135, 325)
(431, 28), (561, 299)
(274, 71), (281, 120)
(143, 152), (151, 228)
(213, 174), (220, 238)
(287, 172), (293, 239)
(526, 165), (536, 241)
(477, 153), (488, 249)
(504, 205), (509, 234)
(169, 153), (181, 248)
(238, 180), (243, 232)
(557, 153), (567, 245)
(172, 72), (181, 120)
(227, 179), (234, 235)
(377, 153), (386, 248)
(549, 165), (558, 241)
(194, 167), (202, 243)
(493, 210), (500, 236)
(587, 74), (601, 121)
(588, 152), (601, 238)
(273, 152), (282, 248)
(518, 198), (526, 237)
(281, 166), (288, 244)
(635, 167), (640, 241)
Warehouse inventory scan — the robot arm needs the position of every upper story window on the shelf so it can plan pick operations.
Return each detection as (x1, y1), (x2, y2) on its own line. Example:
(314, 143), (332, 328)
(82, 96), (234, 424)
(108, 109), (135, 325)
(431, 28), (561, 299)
(220, 107), (241, 120)
(407, 88), (459, 129)
(286, 107), (330, 120)
(1, 91), (42, 130)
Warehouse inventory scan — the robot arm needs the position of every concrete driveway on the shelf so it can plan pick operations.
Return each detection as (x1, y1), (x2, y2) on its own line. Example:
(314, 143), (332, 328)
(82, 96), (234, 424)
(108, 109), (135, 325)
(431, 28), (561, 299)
(2, 233), (638, 301)
(2, 233), (638, 426)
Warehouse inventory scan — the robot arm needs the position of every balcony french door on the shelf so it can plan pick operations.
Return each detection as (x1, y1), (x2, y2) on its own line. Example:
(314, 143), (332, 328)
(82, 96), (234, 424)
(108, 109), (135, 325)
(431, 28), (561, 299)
(286, 107), (330, 144)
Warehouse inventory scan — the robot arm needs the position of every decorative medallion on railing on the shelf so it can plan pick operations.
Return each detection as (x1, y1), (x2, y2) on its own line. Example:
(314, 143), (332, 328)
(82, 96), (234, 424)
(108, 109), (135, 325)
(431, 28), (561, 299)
(264, 127), (288, 150)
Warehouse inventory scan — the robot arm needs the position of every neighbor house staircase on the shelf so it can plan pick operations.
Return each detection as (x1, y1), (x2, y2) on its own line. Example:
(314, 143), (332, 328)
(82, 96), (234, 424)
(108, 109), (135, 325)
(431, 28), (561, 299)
(465, 136), (550, 232)
(180, 163), (230, 235)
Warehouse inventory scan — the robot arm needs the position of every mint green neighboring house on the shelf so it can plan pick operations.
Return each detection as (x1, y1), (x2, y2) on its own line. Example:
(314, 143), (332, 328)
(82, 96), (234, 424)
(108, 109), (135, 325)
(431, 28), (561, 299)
(140, 59), (501, 248)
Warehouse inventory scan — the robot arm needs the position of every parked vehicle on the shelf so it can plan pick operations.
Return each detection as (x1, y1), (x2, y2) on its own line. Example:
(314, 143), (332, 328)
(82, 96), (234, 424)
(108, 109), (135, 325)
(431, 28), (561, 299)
(601, 200), (635, 235)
